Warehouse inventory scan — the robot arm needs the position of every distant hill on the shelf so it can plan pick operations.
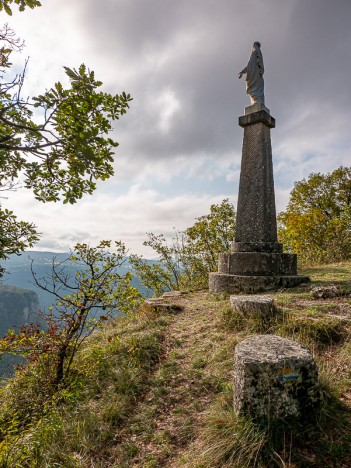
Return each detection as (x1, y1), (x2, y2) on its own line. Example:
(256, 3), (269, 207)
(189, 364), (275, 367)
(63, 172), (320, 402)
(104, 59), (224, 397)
(0, 251), (152, 312)
(0, 251), (72, 312)
(0, 284), (42, 377)
(0, 251), (152, 377)
(0, 284), (41, 335)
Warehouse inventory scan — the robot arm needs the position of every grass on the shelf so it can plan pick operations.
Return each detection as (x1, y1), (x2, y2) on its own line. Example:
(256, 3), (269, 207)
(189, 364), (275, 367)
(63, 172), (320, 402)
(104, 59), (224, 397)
(277, 312), (346, 348)
(0, 262), (350, 466)
(196, 399), (267, 468)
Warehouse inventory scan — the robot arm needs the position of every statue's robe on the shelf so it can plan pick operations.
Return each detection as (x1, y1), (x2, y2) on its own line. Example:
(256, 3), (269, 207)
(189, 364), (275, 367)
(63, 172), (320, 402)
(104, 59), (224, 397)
(245, 46), (264, 105)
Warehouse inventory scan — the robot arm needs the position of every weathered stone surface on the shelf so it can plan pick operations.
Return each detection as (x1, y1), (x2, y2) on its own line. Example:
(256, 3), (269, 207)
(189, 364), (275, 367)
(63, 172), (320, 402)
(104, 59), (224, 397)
(234, 335), (320, 421)
(162, 291), (185, 298)
(209, 273), (309, 294)
(244, 102), (270, 115)
(235, 114), (277, 244)
(230, 295), (277, 320)
(144, 290), (186, 313)
(239, 109), (275, 129)
(218, 252), (297, 276)
(311, 286), (340, 299)
(232, 241), (282, 253)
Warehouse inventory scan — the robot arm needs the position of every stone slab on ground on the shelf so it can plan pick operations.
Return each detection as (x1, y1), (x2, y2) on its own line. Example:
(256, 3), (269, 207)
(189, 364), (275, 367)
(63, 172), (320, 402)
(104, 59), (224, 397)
(162, 291), (186, 298)
(234, 335), (320, 421)
(144, 292), (184, 314)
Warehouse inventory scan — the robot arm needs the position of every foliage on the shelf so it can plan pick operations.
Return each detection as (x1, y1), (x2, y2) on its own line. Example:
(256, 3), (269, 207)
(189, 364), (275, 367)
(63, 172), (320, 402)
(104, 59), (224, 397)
(0, 5), (132, 275)
(220, 304), (284, 335)
(0, 241), (141, 386)
(278, 166), (351, 265)
(0, 0), (41, 15)
(130, 199), (236, 296)
(0, 207), (38, 260)
(0, 204), (39, 278)
(185, 197), (236, 277)
(0, 4), (132, 204)
(196, 385), (351, 468)
(0, 300), (169, 466)
(0, 61), (132, 204)
(278, 312), (345, 348)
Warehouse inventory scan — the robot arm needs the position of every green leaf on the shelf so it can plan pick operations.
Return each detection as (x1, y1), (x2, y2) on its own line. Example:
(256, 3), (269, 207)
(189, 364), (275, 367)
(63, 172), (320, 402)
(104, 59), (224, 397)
(4, 3), (12, 14)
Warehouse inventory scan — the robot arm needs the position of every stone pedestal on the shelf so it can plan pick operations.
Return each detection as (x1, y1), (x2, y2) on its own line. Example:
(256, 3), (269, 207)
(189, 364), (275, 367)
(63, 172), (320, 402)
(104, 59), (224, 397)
(209, 105), (309, 293)
(234, 335), (320, 422)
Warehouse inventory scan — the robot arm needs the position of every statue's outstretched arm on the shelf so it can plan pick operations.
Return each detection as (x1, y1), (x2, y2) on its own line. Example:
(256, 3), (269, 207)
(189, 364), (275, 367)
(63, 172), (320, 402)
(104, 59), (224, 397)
(238, 66), (247, 79)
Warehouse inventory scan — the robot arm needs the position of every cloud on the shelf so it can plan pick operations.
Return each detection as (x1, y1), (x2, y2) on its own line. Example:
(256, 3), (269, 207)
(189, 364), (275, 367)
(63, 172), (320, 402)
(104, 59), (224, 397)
(155, 88), (181, 133)
(4, 0), (351, 256)
(4, 185), (234, 256)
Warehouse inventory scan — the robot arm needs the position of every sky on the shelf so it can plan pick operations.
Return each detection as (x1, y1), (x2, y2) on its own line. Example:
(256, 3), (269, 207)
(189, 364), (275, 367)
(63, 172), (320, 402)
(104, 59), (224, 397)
(3, 0), (351, 257)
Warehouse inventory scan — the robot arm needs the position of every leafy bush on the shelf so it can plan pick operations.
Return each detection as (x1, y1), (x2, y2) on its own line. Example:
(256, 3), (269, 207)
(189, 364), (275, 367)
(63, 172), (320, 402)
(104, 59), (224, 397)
(278, 166), (351, 265)
(0, 241), (141, 386)
(130, 199), (236, 295)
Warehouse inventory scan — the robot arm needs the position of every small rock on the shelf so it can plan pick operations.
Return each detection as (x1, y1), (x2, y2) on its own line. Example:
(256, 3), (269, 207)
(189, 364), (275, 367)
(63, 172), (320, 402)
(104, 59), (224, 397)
(311, 286), (339, 299)
(144, 299), (183, 314)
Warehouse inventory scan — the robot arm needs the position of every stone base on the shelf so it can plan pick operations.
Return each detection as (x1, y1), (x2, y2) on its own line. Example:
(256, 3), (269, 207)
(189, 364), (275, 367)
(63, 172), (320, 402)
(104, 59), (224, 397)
(209, 273), (309, 294)
(218, 252), (298, 276)
(234, 335), (321, 422)
(209, 249), (309, 293)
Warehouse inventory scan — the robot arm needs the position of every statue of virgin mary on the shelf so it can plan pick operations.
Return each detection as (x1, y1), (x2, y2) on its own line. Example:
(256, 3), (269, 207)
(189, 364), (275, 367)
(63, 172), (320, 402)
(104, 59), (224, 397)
(238, 42), (265, 105)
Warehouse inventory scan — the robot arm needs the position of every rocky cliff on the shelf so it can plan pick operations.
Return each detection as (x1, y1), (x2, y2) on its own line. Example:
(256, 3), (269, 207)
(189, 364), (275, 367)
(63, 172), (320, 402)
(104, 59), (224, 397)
(0, 285), (41, 377)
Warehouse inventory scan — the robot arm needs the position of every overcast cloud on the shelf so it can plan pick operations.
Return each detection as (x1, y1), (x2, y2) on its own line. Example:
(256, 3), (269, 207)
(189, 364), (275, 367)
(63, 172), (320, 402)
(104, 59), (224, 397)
(4, 0), (351, 256)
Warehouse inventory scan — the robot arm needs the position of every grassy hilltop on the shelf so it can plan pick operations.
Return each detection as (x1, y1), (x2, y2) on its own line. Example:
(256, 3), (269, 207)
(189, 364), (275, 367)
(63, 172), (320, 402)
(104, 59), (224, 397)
(0, 263), (351, 467)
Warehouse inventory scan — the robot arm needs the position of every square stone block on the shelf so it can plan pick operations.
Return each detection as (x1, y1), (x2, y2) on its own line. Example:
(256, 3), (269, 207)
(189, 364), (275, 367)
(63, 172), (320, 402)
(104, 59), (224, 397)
(234, 335), (321, 422)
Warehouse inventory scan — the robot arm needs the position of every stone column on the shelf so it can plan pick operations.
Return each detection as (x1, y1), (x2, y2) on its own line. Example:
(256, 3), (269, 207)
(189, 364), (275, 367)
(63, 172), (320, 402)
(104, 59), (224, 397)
(209, 103), (309, 293)
(234, 106), (278, 251)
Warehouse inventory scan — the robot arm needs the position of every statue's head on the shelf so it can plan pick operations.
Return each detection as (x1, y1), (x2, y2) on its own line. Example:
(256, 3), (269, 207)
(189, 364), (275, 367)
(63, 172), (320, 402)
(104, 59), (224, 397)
(253, 41), (261, 48)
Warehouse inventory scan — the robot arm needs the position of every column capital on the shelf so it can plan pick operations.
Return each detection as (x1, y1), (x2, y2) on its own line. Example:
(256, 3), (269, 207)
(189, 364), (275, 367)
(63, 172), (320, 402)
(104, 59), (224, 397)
(239, 110), (275, 128)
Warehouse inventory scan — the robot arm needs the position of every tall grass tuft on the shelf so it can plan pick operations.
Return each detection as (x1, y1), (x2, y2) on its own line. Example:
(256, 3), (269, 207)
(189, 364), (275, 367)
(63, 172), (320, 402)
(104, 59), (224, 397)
(198, 401), (267, 468)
